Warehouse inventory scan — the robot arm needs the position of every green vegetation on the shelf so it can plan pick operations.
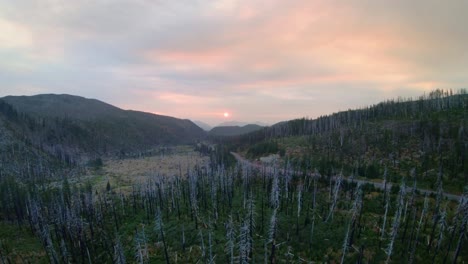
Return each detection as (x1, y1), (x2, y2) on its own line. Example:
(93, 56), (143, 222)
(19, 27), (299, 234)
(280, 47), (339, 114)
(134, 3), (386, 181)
(237, 90), (467, 194)
(0, 94), (206, 172)
(246, 140), (285, 158)
(0, 158), (466, 263)
(0, 89), (466, 263)
(88, 157), (104, 169)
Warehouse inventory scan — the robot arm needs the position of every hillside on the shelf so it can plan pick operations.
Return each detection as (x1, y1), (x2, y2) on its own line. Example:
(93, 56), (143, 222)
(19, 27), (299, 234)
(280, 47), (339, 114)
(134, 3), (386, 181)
(224, 90), (468, 193)
(0, 94), (206, 174)
(209, 124), (264, 136)
(0, 105), (65, 180)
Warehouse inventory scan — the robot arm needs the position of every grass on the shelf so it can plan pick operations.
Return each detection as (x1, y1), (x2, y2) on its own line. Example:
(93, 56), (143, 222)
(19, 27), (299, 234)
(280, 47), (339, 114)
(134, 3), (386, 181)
(79, 146), (210, 194)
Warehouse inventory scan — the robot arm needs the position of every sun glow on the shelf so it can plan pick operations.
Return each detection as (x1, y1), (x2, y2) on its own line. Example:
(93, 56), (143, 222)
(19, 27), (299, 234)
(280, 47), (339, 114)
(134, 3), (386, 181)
(223, 112), (229, 118)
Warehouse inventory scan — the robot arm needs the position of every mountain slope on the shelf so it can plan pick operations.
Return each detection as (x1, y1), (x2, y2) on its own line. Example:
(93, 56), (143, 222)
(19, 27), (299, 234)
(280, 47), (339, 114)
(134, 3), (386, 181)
(0, 100), (66, 180)
(0, 94), (206, 164)
(225, 90), (467, 193)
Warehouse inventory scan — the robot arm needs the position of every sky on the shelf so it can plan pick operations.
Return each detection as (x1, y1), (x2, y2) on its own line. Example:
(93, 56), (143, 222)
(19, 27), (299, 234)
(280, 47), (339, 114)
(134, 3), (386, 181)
(1, 0), (467, 126)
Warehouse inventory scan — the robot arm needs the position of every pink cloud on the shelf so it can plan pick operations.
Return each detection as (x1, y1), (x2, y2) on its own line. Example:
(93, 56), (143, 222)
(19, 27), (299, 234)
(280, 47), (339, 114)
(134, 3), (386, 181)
(144, 49), (234, 70)
(2, 0), (467, 125)
(138, 1), (418, 91)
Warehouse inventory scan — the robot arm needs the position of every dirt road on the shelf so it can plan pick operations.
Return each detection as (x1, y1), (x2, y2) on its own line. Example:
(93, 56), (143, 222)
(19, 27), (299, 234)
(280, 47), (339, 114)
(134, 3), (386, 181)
(231, 152), (463, 201)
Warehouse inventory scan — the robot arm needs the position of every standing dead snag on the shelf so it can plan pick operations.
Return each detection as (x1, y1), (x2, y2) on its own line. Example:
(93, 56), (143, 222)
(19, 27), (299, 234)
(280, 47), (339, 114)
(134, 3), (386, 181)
(443, 195), (467, 264)
(296, 183), (303, 237)
(452, 196), (468, 264)
(268, 208), (278, 264)
(134, 226), (148, 264)
(225, 215), (235, 264)
(381, 186), (391, 242)
(267, 170), (281, 264)
(155, 207), (170, 264)
(325, 172), (342, 222)
(270, 171), (280, 209)
(432, 203), (447, 263)
(188, 171), (199, 229)
(199, 229), (206, 261)
(208, 231), (214, 264)
(341, 184), (362, 264)
(247, 195), (256, 259)
(380, 167), (389, 245)
(409, 194), (429, 264)
(385, 180), (406, 264)
(309, 169), (319, 254)
(239, 219), (252, 264)
(114, 236), (126, 264)
(428, 165), (444, 251)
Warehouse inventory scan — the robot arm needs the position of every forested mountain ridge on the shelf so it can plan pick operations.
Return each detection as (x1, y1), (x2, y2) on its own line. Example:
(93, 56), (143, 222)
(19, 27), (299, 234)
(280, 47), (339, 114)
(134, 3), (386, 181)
(2, 94), (123, 120)
(0, 94), (206, 178)
(226, 89), (468, 193)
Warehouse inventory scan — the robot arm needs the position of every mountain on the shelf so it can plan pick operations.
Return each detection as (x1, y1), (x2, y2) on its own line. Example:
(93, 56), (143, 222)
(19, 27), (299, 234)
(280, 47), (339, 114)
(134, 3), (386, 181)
(193, 120), (212, 131)
(217, 121), (247, 127)
(217, 121), (269, 127)
(2, 94), (123, 120)
(209, 124), (264, 136)
(0, 94), (206, 168)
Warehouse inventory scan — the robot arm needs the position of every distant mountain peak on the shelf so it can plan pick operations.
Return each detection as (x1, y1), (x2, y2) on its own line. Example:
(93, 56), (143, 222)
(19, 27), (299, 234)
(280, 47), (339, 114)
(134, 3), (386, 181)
(209, 123), (264, 136)
(193, 120), (212, 131)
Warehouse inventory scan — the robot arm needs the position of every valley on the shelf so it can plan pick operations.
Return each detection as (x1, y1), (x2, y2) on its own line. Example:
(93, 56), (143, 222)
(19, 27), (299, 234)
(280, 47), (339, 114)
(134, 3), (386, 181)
(0, 90), (466, 263)
(2, 1), (468, 262)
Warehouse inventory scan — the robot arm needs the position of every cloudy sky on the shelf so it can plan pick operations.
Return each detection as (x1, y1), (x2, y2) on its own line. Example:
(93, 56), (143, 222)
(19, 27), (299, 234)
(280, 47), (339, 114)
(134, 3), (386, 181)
(1, 0), (467, 126)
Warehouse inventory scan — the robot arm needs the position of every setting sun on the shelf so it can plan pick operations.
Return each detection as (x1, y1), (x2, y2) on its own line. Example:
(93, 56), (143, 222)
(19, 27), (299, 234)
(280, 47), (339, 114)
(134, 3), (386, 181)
(223, 112), (229, 118)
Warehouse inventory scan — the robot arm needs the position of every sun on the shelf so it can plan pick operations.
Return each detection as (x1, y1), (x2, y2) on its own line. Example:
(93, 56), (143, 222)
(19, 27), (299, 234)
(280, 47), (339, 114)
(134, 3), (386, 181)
(223, 112), (229, 118)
